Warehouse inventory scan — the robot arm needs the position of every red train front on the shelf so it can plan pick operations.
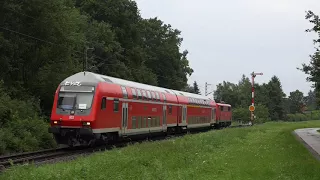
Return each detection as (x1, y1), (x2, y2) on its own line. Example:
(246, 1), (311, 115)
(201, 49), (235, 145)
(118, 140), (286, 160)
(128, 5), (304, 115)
(48, 72), (104, 146)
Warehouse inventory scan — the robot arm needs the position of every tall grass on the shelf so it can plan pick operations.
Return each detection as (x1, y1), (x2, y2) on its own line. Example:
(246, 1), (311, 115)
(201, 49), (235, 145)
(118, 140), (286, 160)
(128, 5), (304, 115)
(2, 121), (320, 180)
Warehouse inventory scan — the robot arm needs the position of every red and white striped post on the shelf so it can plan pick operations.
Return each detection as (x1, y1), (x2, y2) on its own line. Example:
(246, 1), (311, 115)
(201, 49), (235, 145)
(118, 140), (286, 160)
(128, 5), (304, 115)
(250, 71), (263, 125)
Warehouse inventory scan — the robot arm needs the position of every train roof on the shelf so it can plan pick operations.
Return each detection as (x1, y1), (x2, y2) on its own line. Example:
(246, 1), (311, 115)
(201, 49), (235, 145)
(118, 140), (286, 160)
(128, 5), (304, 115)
(61, 71), (213, 101)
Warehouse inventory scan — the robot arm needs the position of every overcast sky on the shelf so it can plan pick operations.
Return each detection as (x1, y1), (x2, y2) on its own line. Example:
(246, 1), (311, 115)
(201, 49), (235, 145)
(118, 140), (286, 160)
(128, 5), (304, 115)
(135, 0), (320, 97)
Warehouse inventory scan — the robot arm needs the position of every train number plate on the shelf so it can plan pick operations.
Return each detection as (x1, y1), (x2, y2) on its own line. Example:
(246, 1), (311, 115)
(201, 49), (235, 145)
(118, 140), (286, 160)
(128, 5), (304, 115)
(69, 115), (74, 120)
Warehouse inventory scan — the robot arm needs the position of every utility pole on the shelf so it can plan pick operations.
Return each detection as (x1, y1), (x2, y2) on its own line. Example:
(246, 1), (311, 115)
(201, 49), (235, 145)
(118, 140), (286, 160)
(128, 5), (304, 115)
(84, 47), (94, 75)
(249, 71), (263, 125)
(205, 82), (212, 96)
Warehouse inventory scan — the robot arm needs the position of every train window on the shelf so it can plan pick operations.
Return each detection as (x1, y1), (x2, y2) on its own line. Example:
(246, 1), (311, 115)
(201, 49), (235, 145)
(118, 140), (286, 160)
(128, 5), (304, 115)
(113, 100), (119, 112)
(151, 91), (156, 101)
(142, 117), (146, 128)
(137, 89), (142, 99)
(142, 90), (147, 100)
(157, 116), (160, 126)
(168, 105), (172, 114)
(228, 107), (231, 111)
(162, 93), (167, 102)
(121, 86), (128, 99)
(152, 117), (156, 127)
(147, 117), (151, 127)
(101, 97), (106, 110)
(131, 88), (137, 99)
(155, 92), (160, 101)
(138, 117), (141, 128)
(132, 116), (136, 129)
(220, 106), (223, 111)
(211, 108), (215, 120)
(146, 91), (152, 100)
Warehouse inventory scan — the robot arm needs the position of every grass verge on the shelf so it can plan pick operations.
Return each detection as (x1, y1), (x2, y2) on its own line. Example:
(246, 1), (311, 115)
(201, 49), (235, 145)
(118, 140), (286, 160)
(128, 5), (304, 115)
(2, 121), (320, 180)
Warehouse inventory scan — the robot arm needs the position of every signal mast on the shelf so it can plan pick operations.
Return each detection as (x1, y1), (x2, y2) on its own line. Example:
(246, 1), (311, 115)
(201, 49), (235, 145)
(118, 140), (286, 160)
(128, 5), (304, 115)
(249, 71), (263, 125)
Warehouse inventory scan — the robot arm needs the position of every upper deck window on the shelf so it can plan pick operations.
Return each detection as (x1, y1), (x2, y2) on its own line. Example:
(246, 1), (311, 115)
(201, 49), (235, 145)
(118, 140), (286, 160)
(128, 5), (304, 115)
(155, 92), (160, 101)
(131, 88), (137, 99)
(146, 91), (152, 100)
(137, 89), (142, 99)
(121, 86), (128, 99)
(151, 92), (156, 100)
(162, 93), (167, 102)
(142, 90), (147, 100)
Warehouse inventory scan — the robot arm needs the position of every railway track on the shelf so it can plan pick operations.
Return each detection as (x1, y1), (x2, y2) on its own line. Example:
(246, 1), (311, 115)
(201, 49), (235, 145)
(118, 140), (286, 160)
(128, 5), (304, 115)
(0, 124), (252, 172)
(0, 147), (74, 170)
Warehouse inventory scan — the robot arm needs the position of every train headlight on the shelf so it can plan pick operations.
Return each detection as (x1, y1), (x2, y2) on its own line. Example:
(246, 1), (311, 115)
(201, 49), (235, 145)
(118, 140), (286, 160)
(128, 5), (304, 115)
(82, 122), (91, 126)
(53, 121), (58, 124)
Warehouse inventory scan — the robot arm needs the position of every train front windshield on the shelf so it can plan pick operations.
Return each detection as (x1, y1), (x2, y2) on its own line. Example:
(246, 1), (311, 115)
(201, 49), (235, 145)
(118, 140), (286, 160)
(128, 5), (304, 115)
(58, 92), (94, 110)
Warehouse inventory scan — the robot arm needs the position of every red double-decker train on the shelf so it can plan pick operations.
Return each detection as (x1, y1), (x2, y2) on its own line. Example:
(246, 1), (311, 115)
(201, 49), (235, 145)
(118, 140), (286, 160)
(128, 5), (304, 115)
(48, 71), (232, 146)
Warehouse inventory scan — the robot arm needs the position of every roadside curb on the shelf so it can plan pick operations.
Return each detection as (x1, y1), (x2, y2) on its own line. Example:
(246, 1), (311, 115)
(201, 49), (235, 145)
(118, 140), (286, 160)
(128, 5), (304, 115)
(292, 129), (320, 161)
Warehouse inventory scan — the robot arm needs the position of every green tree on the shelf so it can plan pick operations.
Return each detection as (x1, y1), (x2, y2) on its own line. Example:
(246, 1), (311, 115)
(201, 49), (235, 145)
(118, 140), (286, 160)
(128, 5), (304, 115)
(236, 74), (251, 107)
(193, 81), (200, 94)
(254, 83), (270, 107)
(214, 81), (238, 106)
(299, 11), (320, 106)
(288, 90), (304, 113)
(303, 90), (317, 110)
(266, 76), (286, 120)
(0, 0), (87, 115)
(139, 18), (193, 89)
(184, 81), (200, 94)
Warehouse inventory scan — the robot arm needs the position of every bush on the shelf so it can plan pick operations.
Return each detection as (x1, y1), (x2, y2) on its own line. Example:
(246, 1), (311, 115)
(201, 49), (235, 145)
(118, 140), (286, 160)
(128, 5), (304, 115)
(232, 104), (270, 124)
(284, 110), (320, 122)
(0, 81), (56, 155)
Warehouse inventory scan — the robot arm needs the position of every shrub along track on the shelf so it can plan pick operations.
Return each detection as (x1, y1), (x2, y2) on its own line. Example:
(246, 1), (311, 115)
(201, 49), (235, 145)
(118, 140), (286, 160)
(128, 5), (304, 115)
(0, 124), (251, 172)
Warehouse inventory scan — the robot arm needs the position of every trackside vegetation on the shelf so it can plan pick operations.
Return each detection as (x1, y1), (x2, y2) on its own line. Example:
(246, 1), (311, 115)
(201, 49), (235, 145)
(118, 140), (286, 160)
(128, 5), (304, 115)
(2, 121), (320, 180)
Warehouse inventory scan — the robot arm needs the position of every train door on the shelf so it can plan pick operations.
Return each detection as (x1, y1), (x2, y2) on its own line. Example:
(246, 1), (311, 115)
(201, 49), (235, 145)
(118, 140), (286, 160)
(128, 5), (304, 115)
(177, 106), (182, 125)
(162, 105), (167, 131)
(182, 105), (187, 125)
(121, 102), (128, 135)
(211, 108), (216, 124)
